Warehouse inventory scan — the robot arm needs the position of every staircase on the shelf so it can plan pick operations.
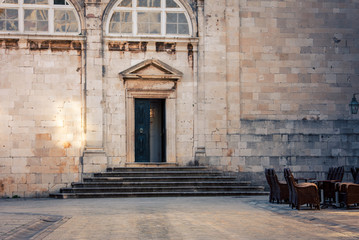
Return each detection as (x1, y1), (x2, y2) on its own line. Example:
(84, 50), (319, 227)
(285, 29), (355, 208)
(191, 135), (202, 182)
(50, 166), (267, 199)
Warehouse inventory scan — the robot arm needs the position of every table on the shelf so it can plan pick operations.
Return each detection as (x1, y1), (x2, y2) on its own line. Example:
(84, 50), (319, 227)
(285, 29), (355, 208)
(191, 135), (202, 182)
(296, 177), (316, 183)
(315, 180), (341, 208)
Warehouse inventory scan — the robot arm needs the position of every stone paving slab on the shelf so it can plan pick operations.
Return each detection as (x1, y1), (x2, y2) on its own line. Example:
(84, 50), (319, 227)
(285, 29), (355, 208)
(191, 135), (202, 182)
(0, 213), (68, 240)
(0, 213), (41, 239)
(0, 196), (358, 240)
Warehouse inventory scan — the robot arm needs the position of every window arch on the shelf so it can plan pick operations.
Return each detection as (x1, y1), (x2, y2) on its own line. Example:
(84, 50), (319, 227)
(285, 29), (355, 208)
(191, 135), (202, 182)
(0, 0), (80, 35)
(106, 0), (192, 37)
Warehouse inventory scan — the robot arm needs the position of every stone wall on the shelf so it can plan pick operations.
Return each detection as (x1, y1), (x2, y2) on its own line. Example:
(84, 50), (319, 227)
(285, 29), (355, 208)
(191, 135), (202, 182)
(236, 119), (359, 186)
(239, 0), (359, 120)
(237, 0), (359, 184)
(197, 0), (359, 185)
(195, 0), (241, 169)
(1, 0), (359, 197)
(0, 39), (83, 197)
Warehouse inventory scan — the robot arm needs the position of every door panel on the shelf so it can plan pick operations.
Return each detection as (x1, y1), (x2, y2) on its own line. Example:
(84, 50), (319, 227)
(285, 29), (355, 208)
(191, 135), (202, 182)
(150, 101), (162, 162)
(135, 99), (150, 162)
(135, 99), (166, 163)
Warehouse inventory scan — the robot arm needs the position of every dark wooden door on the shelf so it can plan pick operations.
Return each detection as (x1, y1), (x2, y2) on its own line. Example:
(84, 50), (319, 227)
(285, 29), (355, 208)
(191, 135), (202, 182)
(135, 99), (150, 162)
(135, 99), (166, 163)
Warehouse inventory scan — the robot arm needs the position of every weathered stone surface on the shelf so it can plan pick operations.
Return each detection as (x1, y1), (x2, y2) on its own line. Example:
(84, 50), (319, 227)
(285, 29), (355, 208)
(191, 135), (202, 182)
(1, 0), (359, 197)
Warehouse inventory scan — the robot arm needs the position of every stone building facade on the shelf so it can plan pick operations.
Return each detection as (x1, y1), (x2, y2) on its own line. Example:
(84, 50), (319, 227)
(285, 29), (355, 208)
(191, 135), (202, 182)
(0, 0), (358, 197)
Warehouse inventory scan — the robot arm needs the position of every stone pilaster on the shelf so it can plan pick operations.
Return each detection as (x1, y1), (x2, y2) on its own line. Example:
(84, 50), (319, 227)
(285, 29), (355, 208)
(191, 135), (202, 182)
(194, 0), (206, 163)
(225, 0), (240, 134)
(83, 0), (107, 173)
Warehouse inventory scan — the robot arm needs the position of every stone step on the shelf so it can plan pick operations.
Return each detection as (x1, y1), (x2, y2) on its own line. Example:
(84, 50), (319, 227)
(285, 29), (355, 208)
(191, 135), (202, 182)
(72, 181), (252, 188)
(107, 166), (208, 172)
(50, 191), (269, 199)
(51, 166), (267, 199)
(94, 171), (223, 177)
(83, 176), (238, 182)
(59, 185), (264, 194)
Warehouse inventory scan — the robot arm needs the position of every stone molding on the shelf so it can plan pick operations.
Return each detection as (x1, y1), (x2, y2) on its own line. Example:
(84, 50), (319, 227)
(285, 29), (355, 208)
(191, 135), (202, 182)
(120, 58), (183, 81)
(121, 59), (182, 164)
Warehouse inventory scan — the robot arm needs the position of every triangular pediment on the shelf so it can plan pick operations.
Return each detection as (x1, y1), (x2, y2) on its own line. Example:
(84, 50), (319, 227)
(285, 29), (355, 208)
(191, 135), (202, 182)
(119, 59), (183, 81)
(133, 64), (172, 75)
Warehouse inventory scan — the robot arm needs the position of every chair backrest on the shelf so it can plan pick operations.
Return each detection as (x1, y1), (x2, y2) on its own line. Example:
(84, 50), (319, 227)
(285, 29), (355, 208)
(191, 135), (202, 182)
(271, 169), (282, 193)
(265, 169), (271, 184)
(351, 167), (357, 181)
(355, 174), (359, 184)
(288, 173), (298, 188)
(327, 166), (344, 181)
(266, 168), (282, 202)
(283, 168), (290, 197)
(336, 166), (344, 182)
(330, 166), (344, 181)
(332, 167), (339, 180)
(271, 169), (280, 185)
(327, 167), (334, 180)
(351, 167), (359, 183)
(265, 168), (274, 191)
(284, 168), (296, 205)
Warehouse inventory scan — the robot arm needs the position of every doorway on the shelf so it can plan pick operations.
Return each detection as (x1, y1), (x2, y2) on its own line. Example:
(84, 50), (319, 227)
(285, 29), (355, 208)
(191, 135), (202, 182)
(135, 99), (166, 162)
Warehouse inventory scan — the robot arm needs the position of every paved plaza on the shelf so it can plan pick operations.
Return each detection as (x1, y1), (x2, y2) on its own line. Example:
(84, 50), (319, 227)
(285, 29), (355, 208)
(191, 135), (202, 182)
(0, 196), (359, 240)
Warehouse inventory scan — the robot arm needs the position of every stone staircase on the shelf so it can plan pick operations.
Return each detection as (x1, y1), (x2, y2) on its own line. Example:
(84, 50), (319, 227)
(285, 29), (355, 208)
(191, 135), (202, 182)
(50, 166), (267, 199)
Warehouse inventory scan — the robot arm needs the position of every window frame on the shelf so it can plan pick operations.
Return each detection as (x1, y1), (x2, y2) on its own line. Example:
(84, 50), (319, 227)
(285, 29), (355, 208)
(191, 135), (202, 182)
(0, 0), (81, 35)
(106, 0), (192, 37)
(0, 8), (19, 31)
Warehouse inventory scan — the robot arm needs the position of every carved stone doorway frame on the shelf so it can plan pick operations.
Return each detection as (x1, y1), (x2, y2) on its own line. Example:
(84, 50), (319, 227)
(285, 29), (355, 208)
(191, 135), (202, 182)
(119, 59), (183, 164)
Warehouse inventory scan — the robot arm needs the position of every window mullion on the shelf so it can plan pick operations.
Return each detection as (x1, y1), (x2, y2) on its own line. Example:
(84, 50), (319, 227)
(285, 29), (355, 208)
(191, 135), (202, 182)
(133, 10), (137, 35)
(48, 7), (53, 33)
(133, 0), (136, 34)
(161, 9), (165, 36)
(160, 0), (165, 36)
(19, 2), (24, 32)
(48, 0), (54, 34)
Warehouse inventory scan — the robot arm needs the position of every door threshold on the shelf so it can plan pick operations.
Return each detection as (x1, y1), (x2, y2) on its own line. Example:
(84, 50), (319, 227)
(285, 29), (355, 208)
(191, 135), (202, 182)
(125, 163), (178, 167)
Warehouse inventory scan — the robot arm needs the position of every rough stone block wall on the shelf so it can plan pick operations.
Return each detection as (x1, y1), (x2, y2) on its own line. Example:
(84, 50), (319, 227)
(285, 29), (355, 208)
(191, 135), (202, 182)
(236, 0), (359, 185)
(199, 0), (359, 186)
(0, 39), (83, 197)
(196, 0), (241, 169)
(1, 0), (359, 197)
(239, 0), (359, 120)
(237, 120), (359, 187)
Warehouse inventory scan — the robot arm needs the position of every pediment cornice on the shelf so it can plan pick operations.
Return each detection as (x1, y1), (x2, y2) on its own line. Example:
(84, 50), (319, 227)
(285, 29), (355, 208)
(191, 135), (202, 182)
(119, 59), (183, 81)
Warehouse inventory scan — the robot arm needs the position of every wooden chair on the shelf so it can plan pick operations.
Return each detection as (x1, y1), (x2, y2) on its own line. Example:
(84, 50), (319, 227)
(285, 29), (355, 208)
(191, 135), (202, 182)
(336, 167), (359, 208)
(270, 169), (289, 203)
(338, 183), (359, 208)
(284, 168), (320, 210)
(284, 168), (296, 208)
(265, 168), (289, 203)
(265, 168), (275, 203)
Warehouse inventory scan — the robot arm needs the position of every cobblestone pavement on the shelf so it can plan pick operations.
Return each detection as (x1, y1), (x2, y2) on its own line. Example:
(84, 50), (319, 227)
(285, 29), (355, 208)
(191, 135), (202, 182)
(0, 196), (358, 240)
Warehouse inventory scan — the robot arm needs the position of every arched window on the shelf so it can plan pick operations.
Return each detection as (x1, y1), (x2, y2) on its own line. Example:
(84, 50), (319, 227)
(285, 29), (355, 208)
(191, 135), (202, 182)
(107, 0), (192, 37)
(0, 0), (80, 34)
